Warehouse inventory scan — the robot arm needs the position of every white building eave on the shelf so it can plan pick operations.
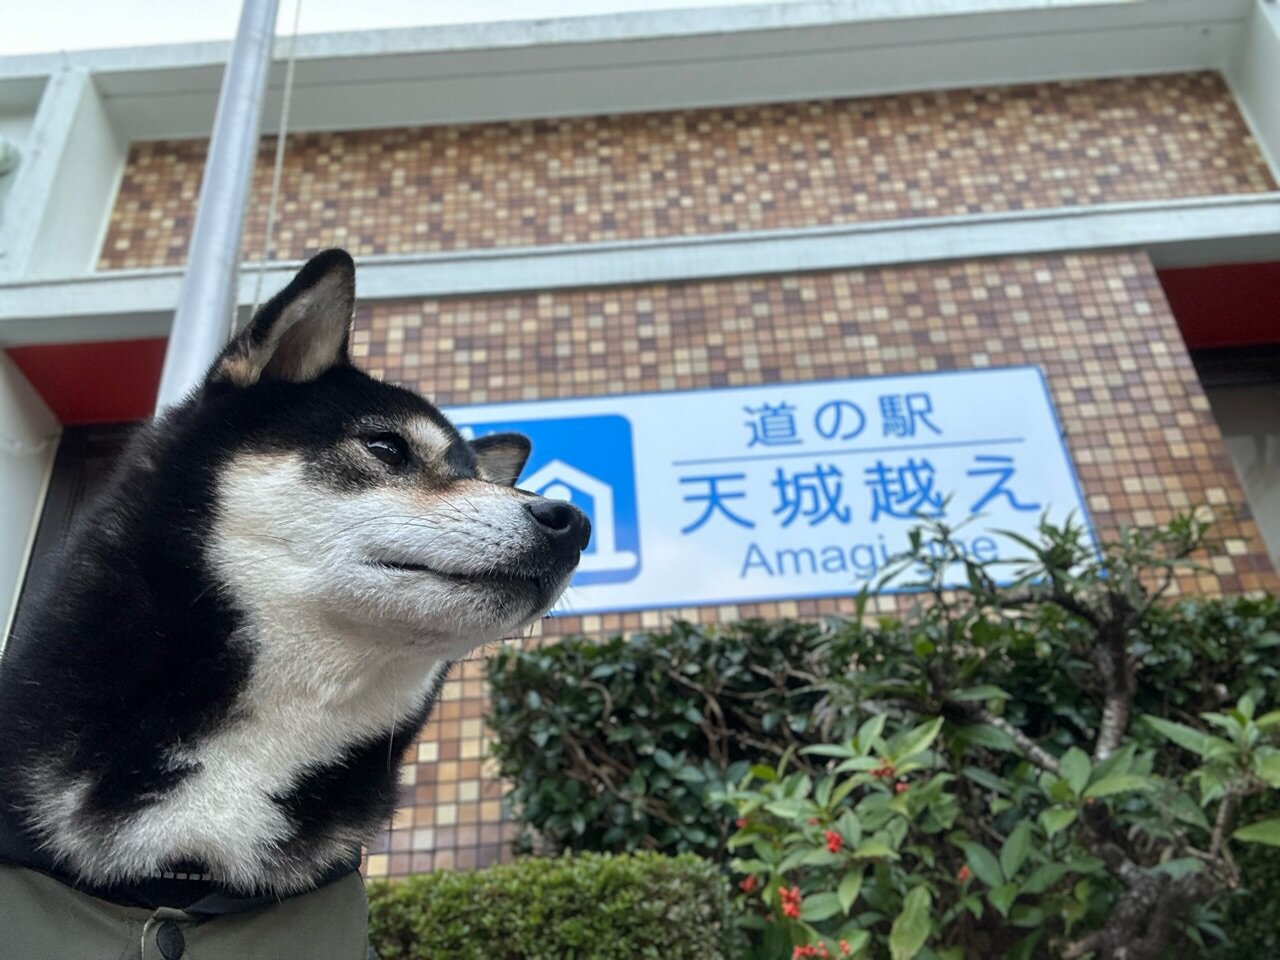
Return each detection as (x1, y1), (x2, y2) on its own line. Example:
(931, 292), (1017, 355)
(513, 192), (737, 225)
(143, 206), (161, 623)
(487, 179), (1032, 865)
(3, 193), (1277, 347)
(0, 0), (1258, 139)
(0, 1), (1256, 77)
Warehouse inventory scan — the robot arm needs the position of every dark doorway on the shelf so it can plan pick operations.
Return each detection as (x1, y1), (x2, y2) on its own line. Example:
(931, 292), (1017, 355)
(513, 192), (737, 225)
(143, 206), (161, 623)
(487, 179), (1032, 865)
(8, 423), (139, 640)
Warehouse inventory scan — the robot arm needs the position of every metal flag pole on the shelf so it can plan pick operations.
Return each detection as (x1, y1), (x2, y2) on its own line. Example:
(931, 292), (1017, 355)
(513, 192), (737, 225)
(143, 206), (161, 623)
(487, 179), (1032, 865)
(154, 0), (281, 411)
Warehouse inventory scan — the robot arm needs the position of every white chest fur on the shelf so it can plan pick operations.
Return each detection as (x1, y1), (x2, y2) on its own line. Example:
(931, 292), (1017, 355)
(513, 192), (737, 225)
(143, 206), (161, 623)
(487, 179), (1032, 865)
(33, 610), (446, 892)
(118, 631), (445, 888)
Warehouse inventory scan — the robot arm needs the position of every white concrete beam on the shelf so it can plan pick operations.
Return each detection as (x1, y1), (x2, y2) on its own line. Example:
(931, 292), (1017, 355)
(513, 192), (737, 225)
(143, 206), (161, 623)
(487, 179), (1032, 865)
(0, 70), (126, 282)
(1226, 0), (1280, 181)
(2, 194), (1276, 346)
(0, 70), (79, 280)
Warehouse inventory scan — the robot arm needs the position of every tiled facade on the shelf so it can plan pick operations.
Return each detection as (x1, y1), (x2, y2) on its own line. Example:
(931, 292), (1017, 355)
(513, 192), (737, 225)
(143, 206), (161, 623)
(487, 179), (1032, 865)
(355, 251), (1277, 877)
(98, 72), (1274, 269)
(94, 68), (1278, 878)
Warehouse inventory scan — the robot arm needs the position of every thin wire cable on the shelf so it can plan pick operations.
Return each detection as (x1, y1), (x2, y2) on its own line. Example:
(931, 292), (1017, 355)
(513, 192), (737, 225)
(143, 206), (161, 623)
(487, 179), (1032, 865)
(249, 0), (304, 320)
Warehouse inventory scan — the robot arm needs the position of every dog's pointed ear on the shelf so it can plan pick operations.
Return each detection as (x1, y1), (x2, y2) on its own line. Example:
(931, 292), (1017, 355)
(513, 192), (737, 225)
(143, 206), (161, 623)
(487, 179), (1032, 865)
(209, 249), (355, 387)
(472, 433), (531, 487)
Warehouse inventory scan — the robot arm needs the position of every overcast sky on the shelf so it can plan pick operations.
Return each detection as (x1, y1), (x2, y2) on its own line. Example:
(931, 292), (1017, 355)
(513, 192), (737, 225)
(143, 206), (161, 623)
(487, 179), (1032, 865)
(4, 0), (784, 57)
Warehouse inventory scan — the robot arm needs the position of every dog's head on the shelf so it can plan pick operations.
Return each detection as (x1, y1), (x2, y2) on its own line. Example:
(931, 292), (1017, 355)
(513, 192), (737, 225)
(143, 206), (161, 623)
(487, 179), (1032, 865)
(167, 249), (588, 657)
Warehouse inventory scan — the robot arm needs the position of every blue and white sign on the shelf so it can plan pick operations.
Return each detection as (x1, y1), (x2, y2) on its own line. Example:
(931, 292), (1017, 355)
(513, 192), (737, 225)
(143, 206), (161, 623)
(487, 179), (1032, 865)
(447, 366), (1093, 615)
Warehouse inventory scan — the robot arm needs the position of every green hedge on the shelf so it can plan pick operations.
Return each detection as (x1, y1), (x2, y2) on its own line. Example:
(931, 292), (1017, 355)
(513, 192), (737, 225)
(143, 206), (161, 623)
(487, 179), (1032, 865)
(487, 600), (1280, 870)
(486, 619), (843, 860)
(366, 852), (731, 960)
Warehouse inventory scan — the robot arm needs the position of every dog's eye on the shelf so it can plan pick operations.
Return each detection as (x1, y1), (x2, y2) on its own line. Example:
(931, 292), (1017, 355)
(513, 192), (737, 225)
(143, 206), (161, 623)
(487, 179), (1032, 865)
(365, 434), (409, 468)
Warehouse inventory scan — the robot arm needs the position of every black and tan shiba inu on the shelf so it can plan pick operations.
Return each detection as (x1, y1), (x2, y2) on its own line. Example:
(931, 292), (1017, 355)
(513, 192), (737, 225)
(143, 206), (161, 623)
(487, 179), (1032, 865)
(0, 251), (588, 919)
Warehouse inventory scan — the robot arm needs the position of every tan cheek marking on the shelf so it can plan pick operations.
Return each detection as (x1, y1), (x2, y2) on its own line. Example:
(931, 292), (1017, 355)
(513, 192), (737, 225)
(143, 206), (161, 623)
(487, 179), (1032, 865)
(405, 478), (519, 511)
(222, 450), (301, 476)
(407, 418), (455, 470)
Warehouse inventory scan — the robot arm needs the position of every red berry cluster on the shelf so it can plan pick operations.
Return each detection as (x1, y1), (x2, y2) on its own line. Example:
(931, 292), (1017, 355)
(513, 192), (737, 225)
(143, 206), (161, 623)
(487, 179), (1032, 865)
(894, 781), (910, 794)
(956, 864), (972, 883)
(825, 830), (843, 854)
(780, 885), (803, 919)
(870, 760), (896, 780)
(792, 941), (854, 958)
(739, 874), (758, 894)
(791, 944), (827, 958)
(735, 817), (749, 829)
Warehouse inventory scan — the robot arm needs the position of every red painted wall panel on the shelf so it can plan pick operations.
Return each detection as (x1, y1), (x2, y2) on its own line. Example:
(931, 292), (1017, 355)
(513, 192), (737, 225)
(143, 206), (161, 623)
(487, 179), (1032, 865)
(1158, 262), (1280, 350)
(6, 339), (166, 425)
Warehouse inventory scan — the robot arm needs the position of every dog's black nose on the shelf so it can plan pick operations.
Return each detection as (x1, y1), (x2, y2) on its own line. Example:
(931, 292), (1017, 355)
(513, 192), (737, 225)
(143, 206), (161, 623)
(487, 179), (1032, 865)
(526, 499), (591, 556)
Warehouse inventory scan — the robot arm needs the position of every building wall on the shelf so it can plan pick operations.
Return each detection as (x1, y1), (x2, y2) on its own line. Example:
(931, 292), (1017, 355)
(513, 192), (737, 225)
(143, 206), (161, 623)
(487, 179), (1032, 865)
(90, 70), (1279, 876)
(98, 72), (1274, 268)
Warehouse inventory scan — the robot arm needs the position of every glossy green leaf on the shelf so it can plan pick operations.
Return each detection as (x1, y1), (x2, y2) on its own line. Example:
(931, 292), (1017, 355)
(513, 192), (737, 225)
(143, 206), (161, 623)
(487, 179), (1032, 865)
(961, 766), (1011, 795)
(837, 809), (862, 848)
(1000, 820), (1033, 880)
(1039, 807), (1077, 839)
(1151, 857), (1203, 879)
(889, 886), (933, 960)
(1060, 747), (1091, 797)
(804, 744), (859, 759)
(960, 842), (1004, 887)
(838, 869), (864, 914)
(852, 840), (899, 861)
(1255, 710), (1280, 730)
(1234, 818), (1280, 846)
(832, 776), (860, 808)
(988, 882), (1019, 918)
(815, 776), (833, 808)
(956, 723), (1018, 752)
(1166, 791), (1211, 832)
(841, 930), (871, 958)
(1254, 751), (1280, 788)
(750, 764), (778, 783)
(858, 714), (888, 750)
(1021, 862), (1070, 895)
(950, 685), (1011, 702)
(801, 892), (844, 922)
(1090, 743), (1137, 783)
(892, 717), (944, 763)
(675, 765), (705, 783)
(1084, 775), (1157, 799)
(1144, 716), (1232, 759)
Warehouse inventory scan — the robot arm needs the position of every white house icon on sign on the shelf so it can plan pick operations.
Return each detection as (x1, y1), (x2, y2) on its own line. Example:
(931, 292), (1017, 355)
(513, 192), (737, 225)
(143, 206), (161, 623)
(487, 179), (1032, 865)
(523, 459), (638, 575)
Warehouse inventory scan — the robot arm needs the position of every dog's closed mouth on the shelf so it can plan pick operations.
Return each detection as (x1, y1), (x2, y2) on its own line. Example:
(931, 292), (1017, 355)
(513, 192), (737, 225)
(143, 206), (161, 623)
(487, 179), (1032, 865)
(369, 558), (435, 574)
(367, 557), (544, 588)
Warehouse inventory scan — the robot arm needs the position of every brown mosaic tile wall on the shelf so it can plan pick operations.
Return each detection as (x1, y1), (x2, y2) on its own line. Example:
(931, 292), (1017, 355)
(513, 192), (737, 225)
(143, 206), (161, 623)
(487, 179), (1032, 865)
(354, 250), (1277, 878)
(99, 72), (1274, 270)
